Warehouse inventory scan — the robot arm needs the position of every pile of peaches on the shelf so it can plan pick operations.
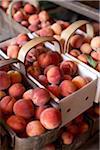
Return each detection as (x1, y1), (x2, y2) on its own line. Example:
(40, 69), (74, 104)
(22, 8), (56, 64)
(0, 68), (61, 138)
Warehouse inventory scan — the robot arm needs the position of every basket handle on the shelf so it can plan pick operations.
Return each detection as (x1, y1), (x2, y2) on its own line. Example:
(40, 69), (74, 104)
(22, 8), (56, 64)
(61, 20), (94, 53)
(18, 36), (61, 63)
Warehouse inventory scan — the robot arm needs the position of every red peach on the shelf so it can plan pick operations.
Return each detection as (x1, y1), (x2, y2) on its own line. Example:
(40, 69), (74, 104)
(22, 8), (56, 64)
(67, 124), (79, 135)
(9, 83), (25, 99)
(13, 99), (34, 119)
(13, 1), (22, 10)
(51, 23), (62, 35)
(78, 54), (88, 64)
(91, 51), (100, 61)
(31, 88), (50, 106)
(6, 115), (26, 133)
(91, 36), (100, 51)
(1, 0), (10, 9)
(0, 96), (16, 114)
(0, 71), (11, 90)
(36, 27), (54, 37)
(28, 14), (40, 25)
(38, 75), (48, 86)
(13, 10), (24, 22)
(28, 24), (39, 32)
(40, 107), (61, 129)
(42, 144), (56, 150)
(61, 131), (74, 145)
(69, 34), (84, 48)
(72, 76), (87, 89)
(23, 89), (33, 100)
(24, 3), (37, 14)
(44, 65), (55, 75)
(0, 91), (6, 100)
(69, 49), (81, 58)
(17, 34), (29, 46)
(7, 45), (20, 58)
(63, 74), (72, 80)
(60, 80), (77, 97)
(80, 43), (92, 54)
(35, 106), (47, 120)
(47, 84), (60, 97)
(47, 66), (62, 84)
(41, 21), (51, 28)
(27, 65), (41, 79)
(26, 120), (46, 136)
(21, 20), (29, 27)
(39, 10), (49, 22)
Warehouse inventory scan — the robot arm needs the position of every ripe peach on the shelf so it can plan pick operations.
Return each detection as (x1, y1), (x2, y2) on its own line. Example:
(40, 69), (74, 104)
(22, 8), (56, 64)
(42, 144), (56, 150)
(91, 36), (100, 51)
(44, 65), (55, 75)
(61, 131), (74, 145)
(67, 124), (79, 135)
(63, 75), (72, 80)
(39, 10), (49, 22)
(23, 89), (33, 100)
(47, 66), (62, 84)
(31, 88), (50, 106)
(13, 99), (34, 119)
(26, 120), (46, 136)
(27, 65), (41, 79)
(16, 33), (29, 46)
(0, 96), (16, 114)
(6, 115), (26, 133)
(38, 75), (48, 86)
(9, 83), (25, 99)
(40, 107), (61, 129)
(7, 70), (22, 84)
(41, 21), (51, 28)
(28, 14), (40, 25)
(28, 24), (38, 32)
(51, 23), (62, 35)
(21, 20), (29, 27)
(72, 76), (88, 89)
(1, 0), (10, 9)
(0, 91), (6, 100)
(35, 106), (47, 120)
(13, 1), (22, 10)
(78, 54), (88, 64)
(36, 27), (54, 37)
(80, 43), (92, 54)
(60, 80), (77, 97)
(60, 61), (78, 76)
(0, 71), (11, 90)
(69, 49), (81, 58)
(69, 34), (84, 48)
(94, 105), (100, 116)
(78, 121), (89, 134)
(13, 10), (24, 22)
(91, 51), (100, 61)
(24, 3), (37, 14)
(7, 45), (20, 58)
(47, 84), (60, 97)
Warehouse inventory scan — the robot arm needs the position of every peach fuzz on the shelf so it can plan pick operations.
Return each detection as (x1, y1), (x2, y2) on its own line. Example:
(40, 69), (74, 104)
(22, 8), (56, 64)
(60, 61), (78, 76)
(13, 10), (24, 22)
(6, 115), (27, 133)
(39, 10), (50, 22)
(80, 43), (92, 54)
(72, 76), (88, 89)
(42, 144), (56, 150)
(24, 3), (37, 14)
(40, 107), (61, 129)
(47, 66), (62, 84)
(16, 34), (29, 46)
(35, 106), (47, 120)
(7, 70), (22, 84)
(28, 14), (40, 25)
(91, 36), (100, 51)
(26, 120), (46, 137)
(61, 131), (74, 145)
(78, 54), (88, 64)
(31, 88), (50, 106)
(69, 49), (81, 58)
(0, 91), (6, 100)
(91, 51), (100, 61)
(36, 27), (54, 37)
(0, 96), (16, 114)
(9, 83), (25, 99)
(47, 84), (60, 97)
(13, 99), (34, 119)
(7, 45), (20, 58)
(51, 23), (62, 35)
(38, 75), (48, 86)
(69, 34), (84, 48)
(0, 71), (11, 90)
(60, 80), (77, 97)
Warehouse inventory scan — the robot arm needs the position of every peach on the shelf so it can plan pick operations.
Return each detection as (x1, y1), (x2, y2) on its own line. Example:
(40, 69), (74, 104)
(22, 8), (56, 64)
(6, 115), (26, 133)
(0, 71), (11, 90)
(7, 45), (20, 58)
(16, 33), (29, 46)
(38, 75), (48, 86)
(67, 124), (79, 135)
(69, 49), (81, 57)
(42, 144), (55, 150)
(26, 120), (46, 136)
(35, 106), (47, 119)
(1, 0), (10, 9)
(60, 80), (77, 97)
(0, 96), (16, 114)
(28, 14), (40, 25)
(36, 27), (54, 37)
(39, 10), (49, 22)
(40, 107), (61, 129)
(13, 99), (34, 119)
(69, 34), (84, 48)
(61, 131), (74, 145)
(24, 3), (37, 14)
(23, 89), (33, 100)
(80, 43), (92, 54)
(41, 21), (51, 28)
(91, 51), (100, 61)
(47, 66), (62, 84)
(78, 54), (88, 64)
(0, 91), (6, 100)
(13, 1), (22, 10)
(51, 23), (62, 35)
(78, 121), (89, 134)
(28, 24), (38, 32)
(72, 76), (88, 89)
(63, 74), (72, 80)
(44, 65), (55, 75)
(91, 36), (100, 51)
(47, 85), (60, 97)
(7, 70), (22, 84)
(74, 114), (84, 124)
(13, 10), (24, 22)
(31, 88), (50, 106)
(9, 83), (25, 99)
(21, 20), (29, 27)
(94, 105), (100, 116)
(27, 65), (41, 79)
(60, 61), (78, 76)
